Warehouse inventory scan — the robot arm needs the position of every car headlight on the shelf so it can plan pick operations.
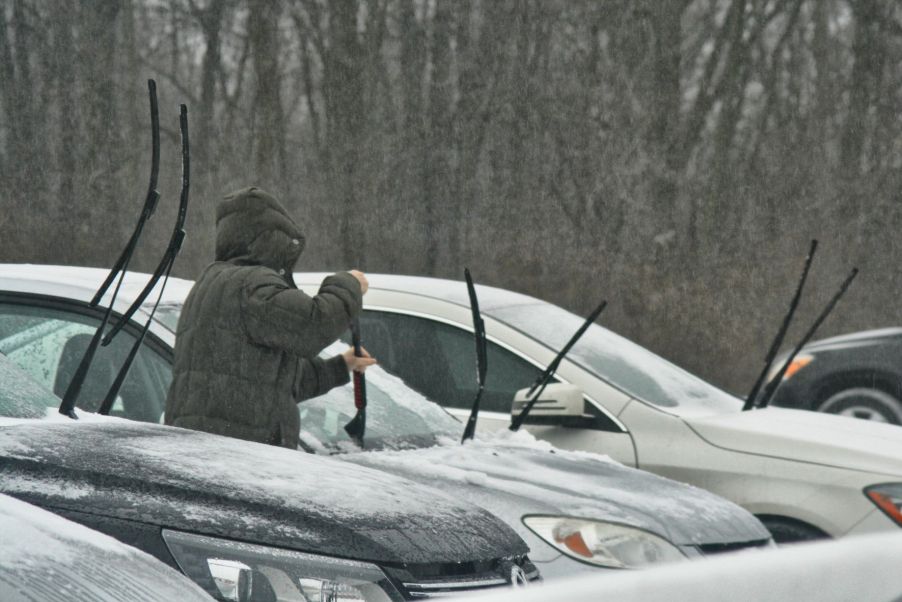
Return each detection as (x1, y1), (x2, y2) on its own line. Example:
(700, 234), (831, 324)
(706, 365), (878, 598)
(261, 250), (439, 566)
(522, 516), (686, 569)
(767, 354), (814, 382)
(162, 529), (402, 602)
(865, 484), (902, 527)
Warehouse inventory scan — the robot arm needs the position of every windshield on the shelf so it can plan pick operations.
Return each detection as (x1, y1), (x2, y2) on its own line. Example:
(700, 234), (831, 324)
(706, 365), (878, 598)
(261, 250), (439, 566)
(153, 304), (182, 333)
(0, 353), (60, 419)
(299, 345), (462, 452)
(488, 303), (742, 414)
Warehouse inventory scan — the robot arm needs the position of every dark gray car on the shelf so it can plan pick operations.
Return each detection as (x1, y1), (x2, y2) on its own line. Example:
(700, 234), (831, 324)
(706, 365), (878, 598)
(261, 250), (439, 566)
(297, 347), (772, 579)
(768, 328), (902, 424)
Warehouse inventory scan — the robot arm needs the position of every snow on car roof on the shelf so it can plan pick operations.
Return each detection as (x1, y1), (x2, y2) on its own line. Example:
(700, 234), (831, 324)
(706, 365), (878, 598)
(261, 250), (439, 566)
(0, 263), (193, 310)
(0, 492), (211, 602)
(294, 272), (541, 312)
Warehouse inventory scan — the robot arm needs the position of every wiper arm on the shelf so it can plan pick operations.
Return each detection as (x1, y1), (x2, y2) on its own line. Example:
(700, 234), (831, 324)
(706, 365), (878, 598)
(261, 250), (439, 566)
(102, 105), (191, 347)
(510, 299), (606, 432)
(757, 267), (858, 410)
(743, 240), (818, 411)
(461, 268), (487, 443)
(90, 80), (162, 307)
(99, 105), (190, 415)
(343, 318), (368, 446)
(58, 80), (161, 419)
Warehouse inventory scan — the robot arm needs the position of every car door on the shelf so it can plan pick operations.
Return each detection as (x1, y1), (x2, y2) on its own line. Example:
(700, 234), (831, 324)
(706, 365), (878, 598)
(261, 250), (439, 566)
(0, 294), (172, 422)
(358, 308), (638, 464)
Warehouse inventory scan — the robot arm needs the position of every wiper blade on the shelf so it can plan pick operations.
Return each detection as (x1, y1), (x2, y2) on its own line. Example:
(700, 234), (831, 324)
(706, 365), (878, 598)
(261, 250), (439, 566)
(102, 105), (191, 347)
(743, 240), (818, 411)
(58, 80), (161, 419)
(461, 268), (487, 443)
(510, 299), (606, 432)
(99, 105), (190, 415)
(90, 80), (161, 307)
(756, 267), (858, 410)
(343, 318), (368, 446)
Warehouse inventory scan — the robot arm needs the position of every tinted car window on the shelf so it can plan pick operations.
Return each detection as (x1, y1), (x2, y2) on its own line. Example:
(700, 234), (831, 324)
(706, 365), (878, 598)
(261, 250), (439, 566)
(489, 303), (742, 414)
(358, 311), (546, 412)
(0, 303), (172, 422)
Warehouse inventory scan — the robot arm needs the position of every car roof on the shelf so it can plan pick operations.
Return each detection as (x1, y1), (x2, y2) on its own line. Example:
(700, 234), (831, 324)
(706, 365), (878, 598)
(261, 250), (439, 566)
(295, 272), (546, 314)
(0, 266), (542, 316)
(0, 263), (193, 310)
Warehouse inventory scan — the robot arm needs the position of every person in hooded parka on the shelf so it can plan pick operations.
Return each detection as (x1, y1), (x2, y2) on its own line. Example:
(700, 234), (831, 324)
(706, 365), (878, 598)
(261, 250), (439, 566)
(165, 186), (375, 449)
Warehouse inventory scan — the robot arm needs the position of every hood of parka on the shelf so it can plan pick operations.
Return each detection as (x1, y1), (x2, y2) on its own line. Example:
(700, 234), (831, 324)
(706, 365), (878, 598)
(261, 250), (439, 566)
(215, 187), (306, 283)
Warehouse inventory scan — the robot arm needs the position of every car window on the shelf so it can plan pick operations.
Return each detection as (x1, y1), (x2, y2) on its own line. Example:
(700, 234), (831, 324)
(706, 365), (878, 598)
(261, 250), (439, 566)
(489, 303), (743, 414)
(0, 302), (172, 422)
(299, 344), (462, 451)
(154, 304), (181, 333)
(358, 311), (546, 413)
(0, 352), (59, 418)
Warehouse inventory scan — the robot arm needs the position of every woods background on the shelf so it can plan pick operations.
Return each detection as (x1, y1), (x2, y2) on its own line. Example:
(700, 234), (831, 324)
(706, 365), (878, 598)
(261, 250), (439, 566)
(1, 0), (901, 394)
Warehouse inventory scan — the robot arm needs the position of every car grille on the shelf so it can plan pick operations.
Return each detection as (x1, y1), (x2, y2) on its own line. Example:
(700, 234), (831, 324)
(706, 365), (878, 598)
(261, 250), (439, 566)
(383, 556), (540, 599)
(696, 538), (773, 555)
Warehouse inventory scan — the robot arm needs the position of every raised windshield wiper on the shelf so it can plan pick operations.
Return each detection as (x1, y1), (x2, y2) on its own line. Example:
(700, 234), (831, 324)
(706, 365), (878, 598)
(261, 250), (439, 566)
(58, 80), (161, 419)
(756, 267), (858, 410)
(343, 318), (368, 446)
(90, 80), (162, 308)
(742, 240), (818, 411)
(461, 268), (487, 443)
(101, 104), (190, 347)
(98, 105), (190, 415)
(509, 299), (606, 432)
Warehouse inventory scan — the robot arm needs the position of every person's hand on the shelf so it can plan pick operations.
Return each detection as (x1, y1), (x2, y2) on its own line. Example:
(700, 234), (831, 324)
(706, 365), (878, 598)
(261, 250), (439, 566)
(348, 270), (369, 294)
(342, 346), (377, 373)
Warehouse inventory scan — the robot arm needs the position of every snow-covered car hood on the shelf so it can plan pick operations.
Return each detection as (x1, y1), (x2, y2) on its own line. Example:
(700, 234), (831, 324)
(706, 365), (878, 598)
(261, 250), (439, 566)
(688, 407), (902, 477)
(0, 418), (526, 565)
(0, 493), (211, 602)
(344, 431), (770, 547)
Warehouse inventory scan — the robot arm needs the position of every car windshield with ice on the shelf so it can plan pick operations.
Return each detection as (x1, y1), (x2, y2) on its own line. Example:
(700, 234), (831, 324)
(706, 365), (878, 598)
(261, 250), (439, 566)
(299, 351), (462, 452)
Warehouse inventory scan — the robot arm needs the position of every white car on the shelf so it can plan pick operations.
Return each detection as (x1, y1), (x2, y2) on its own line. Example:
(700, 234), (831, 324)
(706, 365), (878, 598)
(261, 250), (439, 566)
(459, 532), (902, 602)
(285, 272), (902, 544)
(0, 264), (773, 581)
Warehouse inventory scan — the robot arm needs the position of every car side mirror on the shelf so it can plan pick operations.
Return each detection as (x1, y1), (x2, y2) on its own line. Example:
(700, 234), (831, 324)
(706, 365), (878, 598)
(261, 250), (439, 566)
(510, 383), (589, 427)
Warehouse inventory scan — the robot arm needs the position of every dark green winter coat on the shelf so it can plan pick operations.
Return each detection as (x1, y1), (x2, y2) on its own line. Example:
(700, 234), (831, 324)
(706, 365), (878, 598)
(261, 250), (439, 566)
(164, 187), (362, 448)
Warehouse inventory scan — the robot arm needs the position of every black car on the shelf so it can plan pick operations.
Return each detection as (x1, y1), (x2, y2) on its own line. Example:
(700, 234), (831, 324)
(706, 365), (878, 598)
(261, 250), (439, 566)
(768, 328), (902, 425)
(0, 354), (538, 601)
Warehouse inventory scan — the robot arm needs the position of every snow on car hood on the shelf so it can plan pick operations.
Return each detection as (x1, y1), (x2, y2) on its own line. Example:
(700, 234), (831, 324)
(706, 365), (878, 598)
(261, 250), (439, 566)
(343, 430), (770, 547)
(0, 418), (526, 564)
(462, 531), (902, 602)
(0, 493), (211, 602)
(688, 407), (902, 477)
